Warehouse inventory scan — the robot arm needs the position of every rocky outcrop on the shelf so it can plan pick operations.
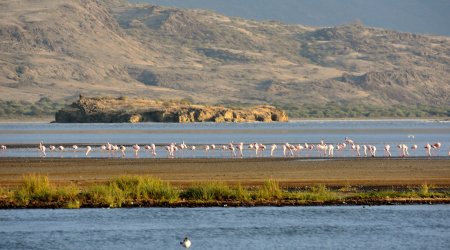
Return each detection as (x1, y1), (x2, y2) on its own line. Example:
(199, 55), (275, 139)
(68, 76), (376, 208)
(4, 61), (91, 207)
(55, 96), (288, 123)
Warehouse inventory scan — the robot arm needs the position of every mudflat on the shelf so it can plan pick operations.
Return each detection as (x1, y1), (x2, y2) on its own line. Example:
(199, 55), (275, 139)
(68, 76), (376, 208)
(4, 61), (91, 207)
(0, 158), (449, 188)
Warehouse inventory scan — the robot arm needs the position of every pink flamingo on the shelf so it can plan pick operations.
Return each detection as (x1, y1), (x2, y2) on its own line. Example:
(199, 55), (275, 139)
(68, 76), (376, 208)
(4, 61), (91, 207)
(132, 144), (140, 158)
(345, 137), (354, 145)
(237, 143), (244, 158)
(384, 145), (392, 157)
(362, 145), (368, 157)
(432, 142), (442, 156)
(295, 144), (304, 157)
(72, 145), (79, 157)
(204, 145), (210, 158)
(368, 145), (376, 157)
(119, 145), (126, 158)
(190, 145), (196, 157)
(0, 145), (6, 151)
(282, 144), (288, 157)
(424, 143), (432, 157)
(150, 144), (157, 158)
(328, 144), (334, 157)
(85, 146), (92, 157)
(228, 142), (236, 158)
(270, 144), (277, 157)
(351, 144), (361, 157)
(397, 144), (409, 157)
(257, 143), (266, 157)
(38, 142), (46, 157)
(411, 144), (418, 156)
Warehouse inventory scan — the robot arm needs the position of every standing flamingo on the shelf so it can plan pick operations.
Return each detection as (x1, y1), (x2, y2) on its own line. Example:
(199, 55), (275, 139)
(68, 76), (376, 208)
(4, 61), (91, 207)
(204, 145), (210, 158)
(38, 142), (46, 158)
(119, 145), (126, 158)
(328, 144), (334, 157)
(237, 143), (244, 158)
(270, 144), (277, 157)
(133, 144), (140, 158)
(432, 142), (442, 156)
(150, 144), (157, 158)
(294, 144), (304, 157)
(397, 144), (409, 157)
(368, 145), (376, 157)
(72, 145), (79, 157)
(424, 143), (432, 157)
(411, 144), (418, 156)
(0, 145), (6, 151)
(190, 145), (196, 158)
(228, 142), (236, 158)
(351, 144), (361, 157)
(384, 145), (392, 157)
(362, 145), (368, 157)
(85, 146), (92, 157)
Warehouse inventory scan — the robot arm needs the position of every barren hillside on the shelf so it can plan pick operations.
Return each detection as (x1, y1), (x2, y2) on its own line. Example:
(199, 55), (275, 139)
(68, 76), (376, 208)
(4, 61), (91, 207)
(0, 0), (449, 117)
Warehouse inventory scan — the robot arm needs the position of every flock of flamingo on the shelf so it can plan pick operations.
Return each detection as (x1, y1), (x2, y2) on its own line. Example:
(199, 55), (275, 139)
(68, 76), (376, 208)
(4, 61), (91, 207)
(0, 138), (448, 159)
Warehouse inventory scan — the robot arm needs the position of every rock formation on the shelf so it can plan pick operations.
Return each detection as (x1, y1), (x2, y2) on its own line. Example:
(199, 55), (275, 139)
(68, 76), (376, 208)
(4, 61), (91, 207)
(55, 96), (288, 123)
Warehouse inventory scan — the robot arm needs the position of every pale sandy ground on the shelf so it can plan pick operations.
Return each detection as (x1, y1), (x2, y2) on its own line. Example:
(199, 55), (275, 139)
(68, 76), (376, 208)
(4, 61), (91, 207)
(0, 158), (449, 188)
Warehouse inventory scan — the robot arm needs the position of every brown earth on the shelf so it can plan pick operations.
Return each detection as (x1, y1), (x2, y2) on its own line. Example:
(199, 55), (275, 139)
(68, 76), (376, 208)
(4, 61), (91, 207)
(1, 0), (449, 108)
(1, 157), (449, 188)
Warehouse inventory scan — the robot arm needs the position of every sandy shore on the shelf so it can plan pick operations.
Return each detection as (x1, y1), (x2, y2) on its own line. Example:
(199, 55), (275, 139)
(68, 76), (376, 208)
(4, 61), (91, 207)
(1, 157), (449, 188)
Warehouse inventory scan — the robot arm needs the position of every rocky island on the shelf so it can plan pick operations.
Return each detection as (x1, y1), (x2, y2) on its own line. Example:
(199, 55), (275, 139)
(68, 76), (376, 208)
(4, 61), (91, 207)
(54, 96), (288, 123)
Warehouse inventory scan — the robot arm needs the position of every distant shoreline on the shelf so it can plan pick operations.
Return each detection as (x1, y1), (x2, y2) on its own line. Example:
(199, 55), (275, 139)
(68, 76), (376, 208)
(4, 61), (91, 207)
(0, 117), (448, 124)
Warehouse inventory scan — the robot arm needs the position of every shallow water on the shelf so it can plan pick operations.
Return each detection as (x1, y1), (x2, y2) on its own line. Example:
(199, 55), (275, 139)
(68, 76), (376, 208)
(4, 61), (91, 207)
(0, 206), (449, 250)
(0, 120), (448, 158)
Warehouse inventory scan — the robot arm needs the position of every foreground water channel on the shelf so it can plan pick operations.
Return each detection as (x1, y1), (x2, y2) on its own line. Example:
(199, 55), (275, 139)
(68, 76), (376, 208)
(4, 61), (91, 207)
(0, 205), (449, 249)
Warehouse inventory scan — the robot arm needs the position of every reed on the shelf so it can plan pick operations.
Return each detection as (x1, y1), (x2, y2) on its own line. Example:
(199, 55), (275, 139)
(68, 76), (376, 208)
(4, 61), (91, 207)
(285, 184), (339, 202)
(138, 177), (178, 201)
(14, 175), (53, 203)
(180, 182), (236, 200)
(111, 176), (178, 201)
(3, 175), (450, 208)
(255, 179), (283, 200)
(83, 183), (125, 208)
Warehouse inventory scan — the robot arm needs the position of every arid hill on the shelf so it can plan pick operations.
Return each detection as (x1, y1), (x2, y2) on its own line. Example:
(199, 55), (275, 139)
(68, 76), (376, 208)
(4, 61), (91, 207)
(0, 0), (449, 117)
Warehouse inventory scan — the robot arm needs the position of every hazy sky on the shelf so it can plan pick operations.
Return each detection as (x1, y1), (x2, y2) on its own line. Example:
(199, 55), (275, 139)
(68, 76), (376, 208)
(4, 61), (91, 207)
(131, 0), (450, 36)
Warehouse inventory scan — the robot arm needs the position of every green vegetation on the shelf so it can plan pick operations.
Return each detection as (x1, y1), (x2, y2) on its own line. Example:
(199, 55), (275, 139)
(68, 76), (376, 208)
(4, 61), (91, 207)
(0, 97), (68, 118)
(280, 102), (450, 119)
(0, 175), (449, 208)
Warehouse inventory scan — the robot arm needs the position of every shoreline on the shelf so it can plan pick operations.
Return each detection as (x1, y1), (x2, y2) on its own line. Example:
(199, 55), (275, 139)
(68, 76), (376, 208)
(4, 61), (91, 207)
(1, 157), (450, 208)
(1, 157), (450, 187)
(0, 117), (448, 124)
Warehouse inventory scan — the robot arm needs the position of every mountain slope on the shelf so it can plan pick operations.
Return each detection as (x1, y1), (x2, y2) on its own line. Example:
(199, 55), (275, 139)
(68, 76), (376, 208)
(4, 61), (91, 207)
(0, 0), (449, 115)
(136, 0), (450, 36)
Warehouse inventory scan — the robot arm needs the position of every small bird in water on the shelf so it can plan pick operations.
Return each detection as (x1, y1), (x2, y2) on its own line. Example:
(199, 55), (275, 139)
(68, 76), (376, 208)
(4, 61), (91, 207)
(180, 237), (191, 248)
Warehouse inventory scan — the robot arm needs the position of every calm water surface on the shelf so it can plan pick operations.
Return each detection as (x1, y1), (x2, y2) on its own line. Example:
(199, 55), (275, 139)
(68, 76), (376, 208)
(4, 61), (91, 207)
(0, 206), (449, 250)
(0, 120), (449, 158)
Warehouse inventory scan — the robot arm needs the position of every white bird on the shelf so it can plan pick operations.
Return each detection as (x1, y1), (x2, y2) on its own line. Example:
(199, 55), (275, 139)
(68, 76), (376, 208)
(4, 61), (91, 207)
(180, 237), (191, 248)
(133, 144), (140, 158)
(270, 144), (277, 157)
(384, 145), (392, 157)
(1, 145), (6, 150)
(120, 145), (126, 158)
(328, 144), (334, 157)
(85, 146), (92, 157)
(237, 142), (244, 158)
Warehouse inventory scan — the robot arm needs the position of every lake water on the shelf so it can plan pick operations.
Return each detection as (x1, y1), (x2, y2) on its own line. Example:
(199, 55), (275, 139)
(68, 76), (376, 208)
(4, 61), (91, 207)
(0, 206), (449, 249)
(0, 120), (449, 158)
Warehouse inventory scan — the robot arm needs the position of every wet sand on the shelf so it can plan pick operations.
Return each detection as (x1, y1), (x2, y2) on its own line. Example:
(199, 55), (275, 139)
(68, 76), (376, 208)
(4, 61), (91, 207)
(0, 157), (449, 188)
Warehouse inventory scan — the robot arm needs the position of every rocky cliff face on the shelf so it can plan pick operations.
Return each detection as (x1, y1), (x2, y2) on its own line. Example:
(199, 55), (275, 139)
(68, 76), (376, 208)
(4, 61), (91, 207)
(54, 96), (288, 123)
